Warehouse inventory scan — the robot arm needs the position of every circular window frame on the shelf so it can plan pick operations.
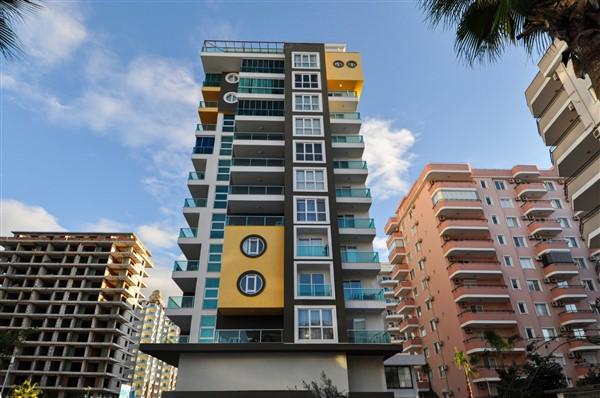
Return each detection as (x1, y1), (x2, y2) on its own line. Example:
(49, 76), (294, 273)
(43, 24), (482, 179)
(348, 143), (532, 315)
(240, 234), (267, 258)
(333, 60), (344, 68)
(346, 60), (357, 68)
(237, 271), (265, 297)
(223, 91), (238, 104)
(225, 72), (239, 84)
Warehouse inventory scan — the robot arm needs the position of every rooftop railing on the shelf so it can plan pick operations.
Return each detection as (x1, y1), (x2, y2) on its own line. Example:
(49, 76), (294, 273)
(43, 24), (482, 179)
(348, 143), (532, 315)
(202, 40), (284, 54)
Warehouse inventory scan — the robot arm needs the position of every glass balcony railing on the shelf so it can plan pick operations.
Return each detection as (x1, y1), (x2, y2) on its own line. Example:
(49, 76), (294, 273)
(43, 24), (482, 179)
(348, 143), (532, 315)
(333, 161), (367, 169)
(198, 101), (218, 108)
(341, 251), (380, 263)
(173, 261), (199, 272)
(237, 108), (284, 117)
(192, 146), (214, 154)
(202, 74), (221, 87)
(330, 112), (361, 120)
(179, 228), (198, 238)
(226, 215), (284, 226)
(297, 283), (332, 297)
(196, 124), (216, 132)
(228, 185), (284, 195)
(167, 296), (195, 309)
(188, 172), (205, 180)
(344, 288), (385, 301)
(214, 329), (283, 343)
(231, 158), (284, 167)
(337, 218), (375, 229)
(183, 198), (207, 207)
(234, 132), (284, 141)
(328, 91), (358, 98)
(347, 330), (391, 344)
(297, 245), (329, 257)
(335, 188), (371, 198)
(331, 135), (364, 144)
(202, 40), (284, 54)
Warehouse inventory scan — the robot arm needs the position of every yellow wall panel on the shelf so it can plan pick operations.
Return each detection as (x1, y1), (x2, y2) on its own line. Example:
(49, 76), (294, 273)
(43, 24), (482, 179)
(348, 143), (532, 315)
(325, 52), (364, 98)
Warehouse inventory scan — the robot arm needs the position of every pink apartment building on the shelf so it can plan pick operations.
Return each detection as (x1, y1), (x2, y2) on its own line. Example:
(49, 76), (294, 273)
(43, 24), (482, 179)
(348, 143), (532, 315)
(383, 163), (600, 398)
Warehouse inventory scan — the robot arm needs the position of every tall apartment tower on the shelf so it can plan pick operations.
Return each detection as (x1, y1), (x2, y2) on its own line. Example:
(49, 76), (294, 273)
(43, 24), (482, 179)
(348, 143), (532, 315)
(142, 40), (397, 396)
(0, 232), (152, 398)
(130, 290), (179, 397)
(524, 40), (600, 252)
(384, 164), (599, 398)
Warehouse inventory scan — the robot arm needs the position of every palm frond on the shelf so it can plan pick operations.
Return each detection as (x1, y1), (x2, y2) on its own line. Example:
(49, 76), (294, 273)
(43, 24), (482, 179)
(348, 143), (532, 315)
(0, 0), (42, 60)
(420, 0), (476, 28)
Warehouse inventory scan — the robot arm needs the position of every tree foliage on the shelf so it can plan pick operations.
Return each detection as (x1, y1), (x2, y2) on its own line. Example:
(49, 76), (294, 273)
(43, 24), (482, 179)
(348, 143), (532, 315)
(0, 0), (43, 60)
(9, 379), (42, 398)
(496, 352), (567, 398)
(577, 366), (600, 386)
(302, 372), (347, 398)
(0, 330), (29, 360)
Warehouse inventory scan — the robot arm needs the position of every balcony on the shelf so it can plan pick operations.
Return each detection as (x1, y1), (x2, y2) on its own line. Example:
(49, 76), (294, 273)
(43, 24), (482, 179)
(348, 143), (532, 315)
(457, 309), (518, 327)
(472, 368), (501, 383)
(172, 261), (199, 293)
(542, 262), (579, 278)
(336, 188), (372, 212)
(390, 263), (409, 281)
(402, 337), (423, 352)
(202, 40), (284, 54)
(337, 218), (376, 242)
(569, 152), (600, 213)
(330, 112), (361, 134)
(178, 228), (200, 259)
(167, 296), (195, 309)
(553, 123), (598, 179)
(227, 185), (284, 214)
(568, 338), (600, 352)
(183, 198), (207, 208)
(236, 104), (285, 132)
(442, 239), (496, 259)
(527, 220), (562, 237)
(232, 132), (284, 158)
(575, 363), (594, 378)
(422, 163), (472, 182)
(446, 262), (503, 279)
(178, 228), (197, 239)
(188, 172), (205, 180)
(230, 158), (284, 186)
(438, 219), (490, 240)
(226, 215), (284, 226)
(537, 89), (579, 146)
(398, 317), (419, 332)
(463, 337), (525, 355)
(384, 217), (399, 234)
(297, 245), (329, 258)
(429, 180), (477, 192)
(383, 288), (395, 298)
(394, 281), (412, 297)
(515, 182), (547, 199)
(386, 299), (399, 309)
(331, 135), (364, 157)
(433, 199), (484, 219)
(297, 283), (332, 298)
(333, 161), (368, 184)
(340, 251), (380, 272)
(452, 284), (510, 302)
(201, 40), (284, 74)
(328, 91), (359, 113)
(535, 240), (569, 256)
(345, 288), (386, 310)
(214, 329), (283, 343)
(525, 71), (563, 118)
(347, 330), (390, 344)
(395, 297), (417, 313)
(550, 284), (588, 302)
(196, 123), (216, 132)
(511, 165), (541, 180)
(198, 101), (218, 124)
(388, 239), (407, 265)
(558, 310), (597, 326)
(521, 200), (555, 217)
(173, 261), (199, 272)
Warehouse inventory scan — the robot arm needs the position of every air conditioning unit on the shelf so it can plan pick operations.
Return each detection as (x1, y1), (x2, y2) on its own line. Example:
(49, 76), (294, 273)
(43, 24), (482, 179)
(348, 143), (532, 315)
(594, 130), (600, 140)
(515, 178), (523, 184)
(443, 235), (450, 241)
(558, 178), (565, 185)
(521, 216), (529, 221)
(424, 276), (431, 282)
(568, 103), (575, 111)
(427, 296), (435, 302)
(439, 215), (446, 221)
(573, 216), (580, 221)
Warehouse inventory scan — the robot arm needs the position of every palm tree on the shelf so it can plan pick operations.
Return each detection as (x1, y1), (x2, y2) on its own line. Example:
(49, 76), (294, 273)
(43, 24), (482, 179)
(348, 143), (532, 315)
(483, 330), (516, 370)
(420, 0), (600, 96)
(9, 379), (42, 398)
(455, 347), (478, 398)
(0, 0), (42, 60)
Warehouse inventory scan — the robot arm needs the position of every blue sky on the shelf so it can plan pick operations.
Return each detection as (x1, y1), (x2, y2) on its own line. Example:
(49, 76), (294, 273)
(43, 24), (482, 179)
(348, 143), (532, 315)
(0, 1), (550, 296)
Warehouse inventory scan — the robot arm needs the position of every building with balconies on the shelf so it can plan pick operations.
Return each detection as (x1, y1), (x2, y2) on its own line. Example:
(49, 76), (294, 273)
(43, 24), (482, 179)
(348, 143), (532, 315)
(383, 163), (600, 398)
(525, 40), (600, 253)
(141, 40), (398, 397)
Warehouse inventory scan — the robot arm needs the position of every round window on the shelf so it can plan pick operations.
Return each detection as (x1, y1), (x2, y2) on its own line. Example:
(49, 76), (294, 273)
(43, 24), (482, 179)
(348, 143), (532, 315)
(333, 60), (344, 68)
(240, 235), (266, 258)
(346, 60), (357, 68)
(225, 73), (239, 84)
(223, 92), (238, 104)
(238, 271), (264, 296)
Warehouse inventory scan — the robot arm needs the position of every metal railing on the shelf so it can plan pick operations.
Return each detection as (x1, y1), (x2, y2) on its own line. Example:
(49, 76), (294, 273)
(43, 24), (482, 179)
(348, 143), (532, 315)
(196, 124), (216, 132)
(297, 283), (332, 297)
(226, 215), (284, 226)
(344, 288), (385, 301)
(335, 188), (371, 198)
(214, 329), (284, 343)
(167, 296), (195, 309)
(173, 261), (199, 272)
(297, 245), (329, 257)
(228, 185), (284, 195)
(231, 158), (284, 167)
(347, 330), (390, 344)
(340, 251), (379, 263)
(237, 108), (284, 117)
(337, 218), (375, 229)
(331, 135), (364, 144)
(183, 198), (207, 207)
(333, 160), (367, 169)
(328, 91), (358, 98)
(202, 40), (284, 54)
(188, 172), (205, 180)
(178, 228), (198, 238)
(330, 112), (361, 120)
(234, 132), (284, 141)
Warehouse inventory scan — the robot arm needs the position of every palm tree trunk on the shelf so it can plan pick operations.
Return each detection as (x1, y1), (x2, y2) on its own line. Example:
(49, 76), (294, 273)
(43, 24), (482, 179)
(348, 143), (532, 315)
(464, 371), (474, 398)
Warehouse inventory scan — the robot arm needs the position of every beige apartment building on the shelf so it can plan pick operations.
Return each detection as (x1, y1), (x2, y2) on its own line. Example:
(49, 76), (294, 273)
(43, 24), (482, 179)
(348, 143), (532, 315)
(384, 163), (600, 398)
(525, 40), (600, 253)
(130, 290), (179, 397)
(0, 232), (152, 398)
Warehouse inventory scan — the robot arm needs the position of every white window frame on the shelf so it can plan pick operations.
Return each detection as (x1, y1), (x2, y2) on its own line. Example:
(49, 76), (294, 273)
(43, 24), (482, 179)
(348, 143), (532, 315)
(582, 279), (596, 291)
(293, 93), (322, 112)
(565, 237), (579, 248)
(294, 305), (338, 343)
(534, 302), (550, 316)
(510, 278), (521, 290)
(293, 196), (330, 224)
(519, 257), (535, 269)
(525, 327), (535, 339)
(506, 217), (519, 228)
(550, 199), (563, 209)
(500, 198), (514, 208)
(293, 140), (326, 163)
(544, 181), (556, 191)
(574, 257), (588, 269)
(293, 116), (324, 137)
(292, 71), (321, 90)
(513, 236), (527, 248)
(480, 180), (488, 188)
(241, 236), (266, 257)
(294, 261), (335, 300)
(527, 279), (542, 292)
(494, 180), (507, 190)
(294, 167), (328, 192)
(485, 196), (493, 206)
(503, 256), (513, 267)
(542, 327), (556, 341)
(517, 302), (528, 314)
(496, 235), (507, 246)
(558, 217), (570, 228)
(239, 272), (264, 295)
(491, 215), (499, 225)
(292, 51), (320, 69)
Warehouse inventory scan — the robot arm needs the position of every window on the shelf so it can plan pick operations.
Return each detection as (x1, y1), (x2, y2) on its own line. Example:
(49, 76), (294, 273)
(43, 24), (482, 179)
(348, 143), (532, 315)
(418, 259), (425, 271)
(432, 189), (478, 205)
(214, 186), (228, 209)
(225, 72), (239, 83)
(491, 215), (499, 225)
(241, 236), (266, 257)
(434, 341), (442, 353)
(293, 72), (320, 89)
(525, 327), (535, 339)
(503, 256), (513, 267)
(430, 319), (437, 332)
(295, 198), (327, 222)
(574, 258), (588, 269)
(295, 168), (326, 191)
(497, 235), (506, 245)
(500, 198), (514, 208)
(293, 52), (319, 69)
(485, 197), (493, 205)
(425, 300), (432, 310)
(202, 278), (220, 309)
(511, 278), (520, 289)
(550, 199), (562, 209)
(238, 272), (264, 296)
(527, 280), (542, 292)
(238, 78), (284, 94)
(494, 180), (506, 190)
(415, 242), (422, 253)
(480, 180), (488, 188)
(573, 328), (586, 339)
(223, 91), (238, 104)
(517, 302), (528, 314)
(210, 213), (226, 239)
(411, 225), (418, 236)
(565, 237), (578, 248)
(208, 244), (223, 272)
(564, 304), (578, 313)
(385, 366), (413, 389)
(294, 94), (321, 111)
(535, 303), (549, 316)
(296, 307), (335, 342)
(506, 217), (519, 228)
(438, 365), (447, 379)
(519, 257), (534, 269)
(419, 326), (426, 337)
(558, 217), (570, 228)
(416, 307), (422, 318)
(295, 141), (324, 162)
(294, 116), (323, 136)
(542, 328), (556, 341)
(409, 270), (416, 280)
(513, 236), (527, 247)
(544, 181), (556, 191)
(423, 347), (430, 359)
(582, 279), (596, 291)
(199, 315), (216, 343)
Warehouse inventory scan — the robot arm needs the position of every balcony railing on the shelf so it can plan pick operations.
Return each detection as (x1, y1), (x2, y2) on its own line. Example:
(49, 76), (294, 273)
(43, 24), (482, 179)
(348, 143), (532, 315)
(231, 158), (284, 167)
(226, 215), (284, 226)
(183, 198), (207, 208)
(196, 124), (216, 132)
(340, 251), (379, 263)
(330, 112), (361, 120)
(344, 288), (385, 301)
(198, 101), (218, 108)
(347, 330), (390, 344)
(337, 218), (375, 229)
(331, 135), (364, 144)
(335, 188), (371, 198)
(188, 172), (205, 180)
(228, 185), (284, 195)
(214, 329), (284, 343)
(179, 228), (198, 238)
(297, 245), (329, 257)
(234, 132), (284, 141)
(167, 296), (195, 309)
(173, 261), (199, 272)
(328, 91), (358, 98)
(333, 160), (368, 169)
(202, 40), (284, 54)
(297, 283), (332, 297)
(237, 108), (284, 117)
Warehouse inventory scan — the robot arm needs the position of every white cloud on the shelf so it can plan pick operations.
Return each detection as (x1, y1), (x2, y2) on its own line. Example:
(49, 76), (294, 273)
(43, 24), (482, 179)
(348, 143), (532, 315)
(143, 262), (182, 298)
(361, 118), (416, 200)
(0, 199), (64, 236)
(81, 217), (129, 233)
(137, 224), (178, 250)
(373, 236), (388, 251)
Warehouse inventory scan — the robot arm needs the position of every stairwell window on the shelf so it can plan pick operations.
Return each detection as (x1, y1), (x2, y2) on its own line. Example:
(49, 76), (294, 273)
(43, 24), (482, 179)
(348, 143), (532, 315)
(294, 94), (321, 111)
(294, 116), (323, 136)
(295, 168), (326, 191)
(295, 141), (324, 162)
(293, 72), (321, 89)
(293, 52), (319, 69)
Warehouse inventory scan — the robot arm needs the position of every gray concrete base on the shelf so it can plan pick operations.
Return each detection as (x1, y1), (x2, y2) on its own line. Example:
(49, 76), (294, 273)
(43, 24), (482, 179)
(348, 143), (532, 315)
(162, 392), (394, 398)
